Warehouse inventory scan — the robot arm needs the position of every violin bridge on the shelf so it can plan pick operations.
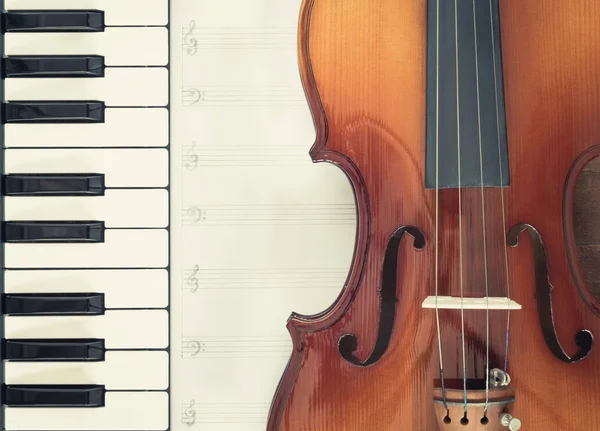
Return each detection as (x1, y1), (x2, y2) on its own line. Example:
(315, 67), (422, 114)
(421, 296), (522, 310)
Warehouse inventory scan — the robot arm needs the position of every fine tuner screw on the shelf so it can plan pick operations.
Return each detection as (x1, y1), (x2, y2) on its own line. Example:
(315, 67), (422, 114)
(489, 368), (511, 388)
(500, 413), (522, 430)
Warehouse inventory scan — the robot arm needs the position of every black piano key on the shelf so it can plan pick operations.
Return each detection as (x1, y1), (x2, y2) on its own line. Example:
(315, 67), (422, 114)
(3, 173), (105, 196)
(2, 101), (105, 123)
(3, 293), (105, 315)
(4, 10), (105, 32)
(3, 339), (105, 361)
(3, 221), (105, 243)
(4, 55), (105, 78)
(3, 384), (105, 407)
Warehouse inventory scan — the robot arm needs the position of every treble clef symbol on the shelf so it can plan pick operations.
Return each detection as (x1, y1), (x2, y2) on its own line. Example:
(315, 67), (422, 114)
(184, 141), (198, 171)
(183, 399), (197, 427)
(187, 264), (199, 292)
(183, 20), (198, 55)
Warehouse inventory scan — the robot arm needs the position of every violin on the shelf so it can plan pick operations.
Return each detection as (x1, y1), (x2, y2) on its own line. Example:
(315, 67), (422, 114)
(267, 0), (600, 430)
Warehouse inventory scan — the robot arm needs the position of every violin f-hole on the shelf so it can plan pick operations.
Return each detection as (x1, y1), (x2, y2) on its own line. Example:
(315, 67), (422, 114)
(508, 223), (594, 363)
(338, 225), (426, 367)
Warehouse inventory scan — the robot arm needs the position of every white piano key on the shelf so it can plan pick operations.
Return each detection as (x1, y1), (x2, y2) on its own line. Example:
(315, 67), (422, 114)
(5, 0), (168, 27)
(5, 108), (168, 149)
(5, 310), (168, 349)
(5, 189), (169, 228)
(5, 269), (168, 308)
(5, 391), (168, 431)
(6, 27), (168, 66)
(5, 149), (168, 188)
(6, 351), (168, 390)
(5, 229), (168, 268)
(6, 68), (168, 107)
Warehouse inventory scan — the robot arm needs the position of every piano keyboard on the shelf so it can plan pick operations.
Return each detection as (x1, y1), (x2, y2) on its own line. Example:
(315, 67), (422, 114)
(0, 1), (170, 430)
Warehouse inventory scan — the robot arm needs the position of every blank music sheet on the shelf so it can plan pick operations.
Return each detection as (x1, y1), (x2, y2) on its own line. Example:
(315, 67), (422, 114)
(170, 0), (356, 429)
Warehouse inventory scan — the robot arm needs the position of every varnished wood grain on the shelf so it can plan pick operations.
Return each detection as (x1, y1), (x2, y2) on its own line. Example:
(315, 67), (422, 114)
(267, 1), (600, 430)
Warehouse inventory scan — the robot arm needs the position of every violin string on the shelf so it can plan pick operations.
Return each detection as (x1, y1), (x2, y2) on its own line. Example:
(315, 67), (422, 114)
(454, 0), (468, 417)
(434, 0), (449, 416)
(489, 0), (512, 373)
(472, 0), (491, 416)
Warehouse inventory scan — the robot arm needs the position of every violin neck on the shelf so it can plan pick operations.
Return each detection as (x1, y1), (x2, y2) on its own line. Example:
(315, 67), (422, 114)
(425, 0), (510, 190)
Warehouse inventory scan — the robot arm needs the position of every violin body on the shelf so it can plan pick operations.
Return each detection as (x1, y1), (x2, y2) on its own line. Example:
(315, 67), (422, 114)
(267, 1), (600, 430)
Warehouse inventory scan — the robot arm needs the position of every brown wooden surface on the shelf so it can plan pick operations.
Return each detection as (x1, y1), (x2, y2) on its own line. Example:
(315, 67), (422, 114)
(267, 1), (600, 430)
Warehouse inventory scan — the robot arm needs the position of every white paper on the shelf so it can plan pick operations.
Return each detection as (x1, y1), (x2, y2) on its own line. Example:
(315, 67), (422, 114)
(169, 0), (357, 429)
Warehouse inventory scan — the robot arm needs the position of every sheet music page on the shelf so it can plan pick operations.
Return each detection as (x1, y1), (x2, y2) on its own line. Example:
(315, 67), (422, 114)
(170, 1), (356, 429)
